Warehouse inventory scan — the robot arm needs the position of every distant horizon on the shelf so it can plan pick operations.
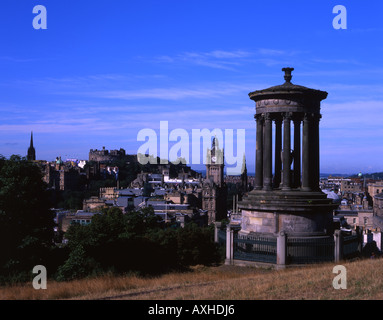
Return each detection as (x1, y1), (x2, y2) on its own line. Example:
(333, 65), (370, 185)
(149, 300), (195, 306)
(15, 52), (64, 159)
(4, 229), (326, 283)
(4, 145), (381, 178)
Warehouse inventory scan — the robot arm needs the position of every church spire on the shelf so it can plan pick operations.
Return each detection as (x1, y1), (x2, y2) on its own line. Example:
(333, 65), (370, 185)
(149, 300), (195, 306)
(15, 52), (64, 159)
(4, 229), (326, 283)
(27, 131), (36, 161)
(30, 131), (34, 148)
(241, 153), (248, 192)
(241, 153), (247, 175)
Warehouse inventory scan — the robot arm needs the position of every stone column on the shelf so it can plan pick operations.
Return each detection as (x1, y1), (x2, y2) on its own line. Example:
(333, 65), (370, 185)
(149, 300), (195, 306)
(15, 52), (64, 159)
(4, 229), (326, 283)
(293, 117), (301, 188)
(311, 114), (321, 191)
(282, 112), (292, 190)
(302, 113), (312, 191)
(274, 117), (282, 188)
(263, 113), (273, 191)
(255, 114), (264, 190)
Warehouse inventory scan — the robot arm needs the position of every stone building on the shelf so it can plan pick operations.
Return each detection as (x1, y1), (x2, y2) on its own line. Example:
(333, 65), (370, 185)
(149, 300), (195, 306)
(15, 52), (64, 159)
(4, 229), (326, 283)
(165, 190), (200, 207)
(368, 181), (383, 202)
(89, 146), (124, 162)
(373, 193), (383, 230)
(59, 167), (81, 191)
(83, 196), (107, 212)
(340, 179), (363, 194)
(99, 187), (119, 200)
(374, 193), (383, 217)
(60, 211), (99, 233)
(42, 157), (82, 191)
(321, 176), (344, 193)
(89, 146), (135, 163)
(334, 204), (374, 230)
(43, 162), (59, 189)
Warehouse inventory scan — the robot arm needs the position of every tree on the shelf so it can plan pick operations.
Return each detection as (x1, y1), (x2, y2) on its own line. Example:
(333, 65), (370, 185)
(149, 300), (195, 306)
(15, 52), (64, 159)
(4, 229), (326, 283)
(57, 206), (221, 280)
(56, 244), (99, 281)
(174, 223), (220, 267)
(0, 155), (55, 283)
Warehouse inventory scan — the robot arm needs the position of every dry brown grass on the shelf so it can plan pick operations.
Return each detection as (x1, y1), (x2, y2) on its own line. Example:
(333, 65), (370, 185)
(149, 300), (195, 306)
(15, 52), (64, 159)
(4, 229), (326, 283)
(1, 258), (383, 300)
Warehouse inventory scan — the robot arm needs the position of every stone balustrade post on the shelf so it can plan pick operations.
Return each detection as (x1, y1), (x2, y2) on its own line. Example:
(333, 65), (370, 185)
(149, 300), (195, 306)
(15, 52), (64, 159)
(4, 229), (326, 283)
(214, 221), (222, 243)
(277, 231), (287, 268)
(334, 229), (343, 263)
(225, 225), (234, 265)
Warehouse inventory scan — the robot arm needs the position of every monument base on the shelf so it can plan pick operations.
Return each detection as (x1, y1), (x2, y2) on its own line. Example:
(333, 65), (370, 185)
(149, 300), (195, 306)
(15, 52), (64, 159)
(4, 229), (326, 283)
(239, 189), (337, 236)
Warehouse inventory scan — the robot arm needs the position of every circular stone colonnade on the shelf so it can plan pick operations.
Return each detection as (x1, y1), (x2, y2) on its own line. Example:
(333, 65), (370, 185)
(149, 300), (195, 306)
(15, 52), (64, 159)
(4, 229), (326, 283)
(239, 68), (337, 237)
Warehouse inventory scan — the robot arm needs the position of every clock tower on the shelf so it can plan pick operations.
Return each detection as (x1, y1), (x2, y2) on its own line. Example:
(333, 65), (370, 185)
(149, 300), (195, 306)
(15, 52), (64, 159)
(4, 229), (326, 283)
(206, 137), (224, 186)
(203, 137), (227, 224)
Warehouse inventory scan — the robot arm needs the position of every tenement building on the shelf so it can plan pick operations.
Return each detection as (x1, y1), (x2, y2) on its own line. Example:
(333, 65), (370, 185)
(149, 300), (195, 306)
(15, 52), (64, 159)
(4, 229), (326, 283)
(373, 192), (383, 230)
(368, 181), (383, 203)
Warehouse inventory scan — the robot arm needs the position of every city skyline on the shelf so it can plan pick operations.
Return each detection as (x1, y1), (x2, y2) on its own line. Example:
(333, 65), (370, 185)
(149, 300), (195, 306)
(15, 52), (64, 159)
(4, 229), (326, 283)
(1, 1), (383, 174)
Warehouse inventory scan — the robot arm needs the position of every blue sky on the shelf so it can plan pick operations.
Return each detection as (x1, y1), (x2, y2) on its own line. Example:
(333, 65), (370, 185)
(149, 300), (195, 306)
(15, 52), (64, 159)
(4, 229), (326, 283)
(1, 1), (383, 174)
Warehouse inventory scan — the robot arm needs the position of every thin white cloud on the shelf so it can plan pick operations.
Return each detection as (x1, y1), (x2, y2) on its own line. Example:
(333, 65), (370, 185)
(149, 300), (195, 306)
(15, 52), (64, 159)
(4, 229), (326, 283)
(257, 48), (286, 56)
(158, 47), (306, 69)
(205, 50), (251, 59)
(85, 83), (246, 101)
(310, 58), (363, 65)
(156, 49), (252, 70)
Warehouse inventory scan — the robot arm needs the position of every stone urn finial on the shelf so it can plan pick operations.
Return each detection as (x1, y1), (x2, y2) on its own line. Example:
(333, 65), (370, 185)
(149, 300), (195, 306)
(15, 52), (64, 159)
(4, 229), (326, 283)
(282, 67), (294, 83)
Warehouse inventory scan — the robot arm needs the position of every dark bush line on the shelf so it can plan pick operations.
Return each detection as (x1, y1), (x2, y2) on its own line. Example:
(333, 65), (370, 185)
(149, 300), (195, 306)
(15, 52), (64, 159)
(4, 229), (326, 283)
(55, 207), (223, 281)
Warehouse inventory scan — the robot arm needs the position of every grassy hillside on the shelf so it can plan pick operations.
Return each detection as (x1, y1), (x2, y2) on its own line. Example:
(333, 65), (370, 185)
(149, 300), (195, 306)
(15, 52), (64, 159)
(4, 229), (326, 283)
(1, 257), (382, 300)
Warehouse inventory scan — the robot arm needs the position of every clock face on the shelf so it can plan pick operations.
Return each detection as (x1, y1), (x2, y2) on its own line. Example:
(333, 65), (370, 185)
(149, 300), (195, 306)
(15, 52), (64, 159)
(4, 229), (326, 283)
(211, 156), (216, 163)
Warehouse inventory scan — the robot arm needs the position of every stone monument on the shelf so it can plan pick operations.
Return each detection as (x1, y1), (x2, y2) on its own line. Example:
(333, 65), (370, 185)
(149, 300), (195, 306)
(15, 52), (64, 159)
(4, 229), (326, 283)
(239, 68), (337, 236)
